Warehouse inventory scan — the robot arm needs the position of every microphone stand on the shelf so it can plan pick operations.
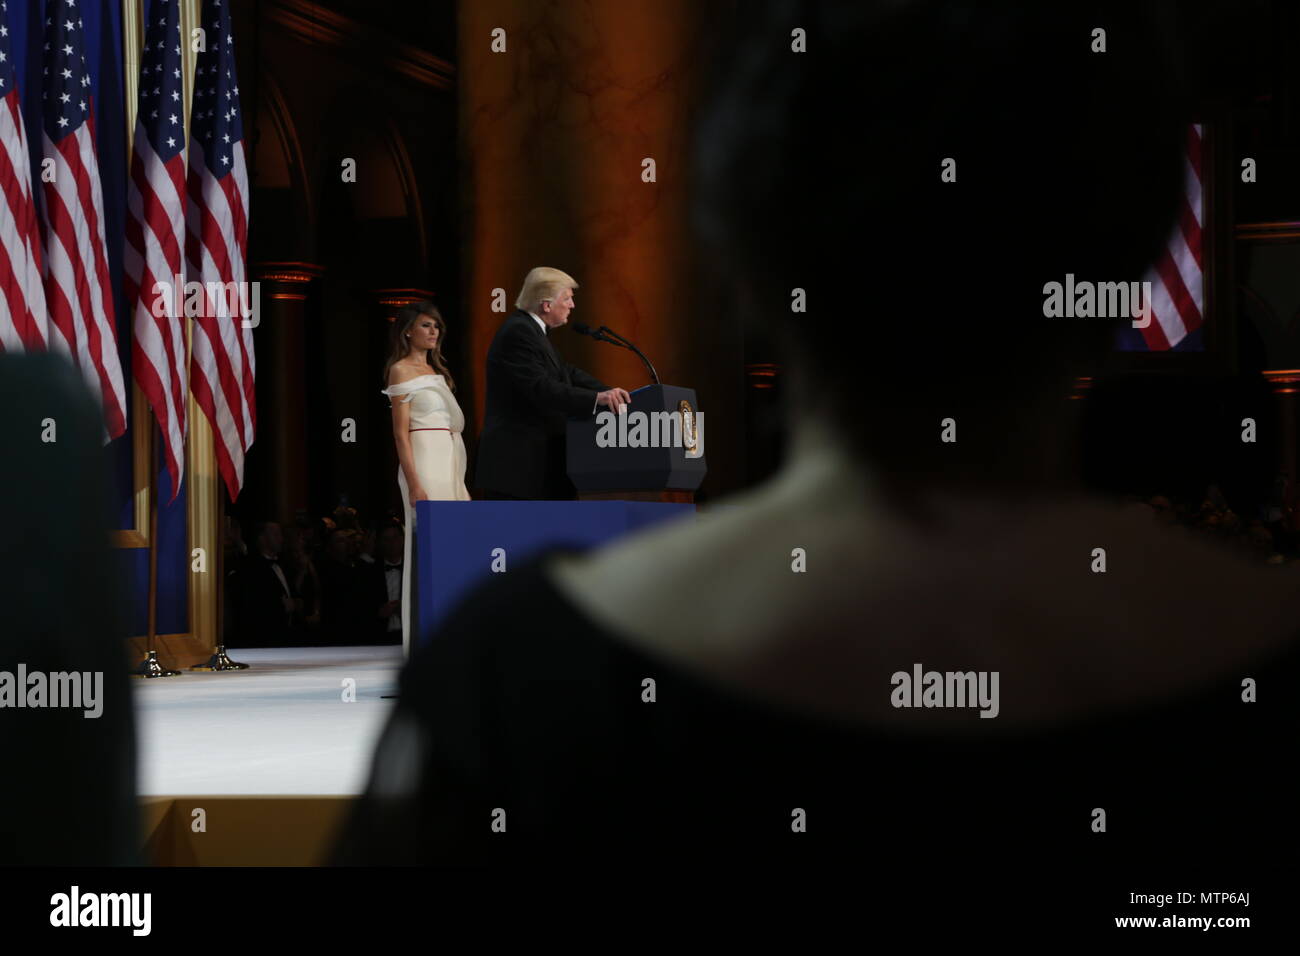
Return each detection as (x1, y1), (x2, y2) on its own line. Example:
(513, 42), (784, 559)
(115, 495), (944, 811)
(595, 326), (660, 385)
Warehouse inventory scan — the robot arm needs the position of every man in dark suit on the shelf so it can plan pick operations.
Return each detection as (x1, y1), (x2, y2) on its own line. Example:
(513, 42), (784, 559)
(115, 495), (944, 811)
(229, 520), (296, 647)
(368, 522), (405, 644)
(476, 267), (631, 499)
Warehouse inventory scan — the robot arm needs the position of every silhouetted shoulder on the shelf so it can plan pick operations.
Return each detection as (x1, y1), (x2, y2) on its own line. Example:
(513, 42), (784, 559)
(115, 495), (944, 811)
(337, 542), (1300, 875)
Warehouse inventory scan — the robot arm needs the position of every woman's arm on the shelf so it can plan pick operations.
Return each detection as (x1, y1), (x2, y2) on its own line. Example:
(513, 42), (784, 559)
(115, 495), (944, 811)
(388, 372), (428, 504)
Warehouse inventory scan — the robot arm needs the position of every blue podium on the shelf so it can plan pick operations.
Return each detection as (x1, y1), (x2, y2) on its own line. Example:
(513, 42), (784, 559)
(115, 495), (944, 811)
(413, 500), (695, 648)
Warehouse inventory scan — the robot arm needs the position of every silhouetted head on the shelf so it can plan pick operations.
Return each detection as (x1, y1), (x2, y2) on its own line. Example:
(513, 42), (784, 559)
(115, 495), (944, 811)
(252, 520), (283, 558)
(692, 0), (1196, 499)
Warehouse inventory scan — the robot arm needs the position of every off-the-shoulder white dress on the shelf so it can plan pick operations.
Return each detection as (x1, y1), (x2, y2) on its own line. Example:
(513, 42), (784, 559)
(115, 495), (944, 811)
(381, 374), (471, 653)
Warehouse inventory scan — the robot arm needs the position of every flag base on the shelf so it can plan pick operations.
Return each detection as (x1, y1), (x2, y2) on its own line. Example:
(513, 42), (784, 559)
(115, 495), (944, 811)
(190, 645), (250, 671)
(130, 649), (182, 678)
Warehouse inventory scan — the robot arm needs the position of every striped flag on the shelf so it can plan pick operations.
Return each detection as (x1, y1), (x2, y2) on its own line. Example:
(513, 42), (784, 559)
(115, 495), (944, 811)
(186, 0), (254, 500)
(1135, 123), (1204, 351)
(0, 0), (49, 353)
(125, 0), (188, 500)
(38, 0), (128, 439)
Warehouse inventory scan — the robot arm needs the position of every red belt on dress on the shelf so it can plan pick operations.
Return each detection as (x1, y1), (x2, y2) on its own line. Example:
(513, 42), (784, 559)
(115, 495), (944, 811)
(410, 428), (451, 432)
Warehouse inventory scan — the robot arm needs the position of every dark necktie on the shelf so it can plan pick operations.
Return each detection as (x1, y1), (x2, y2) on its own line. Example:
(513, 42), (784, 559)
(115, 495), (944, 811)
(540, 330), (561, 369)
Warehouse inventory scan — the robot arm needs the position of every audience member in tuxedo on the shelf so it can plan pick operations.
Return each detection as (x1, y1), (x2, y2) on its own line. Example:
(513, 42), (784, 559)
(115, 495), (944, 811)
(224, 513), (248, 565)
(332, 502), (361, 533)
(228, 520), (296, 647)
(335, 2), (1298, 908)
(290, 511), (320, 565)
(0, 354), (138, 865)
(307, 516), (335, 573)
(347, 528), (365, 564)
(474, 266), (632, 500)
(221, 514), (248, 646)
(358, 521), (378, 567)
(317, 527), (367, 644)
(283, 522), (322, 642)
(370, 522), (405, 644)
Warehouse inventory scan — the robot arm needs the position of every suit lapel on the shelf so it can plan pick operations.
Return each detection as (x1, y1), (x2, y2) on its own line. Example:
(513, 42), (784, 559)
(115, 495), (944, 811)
(521, 310), (562, 372)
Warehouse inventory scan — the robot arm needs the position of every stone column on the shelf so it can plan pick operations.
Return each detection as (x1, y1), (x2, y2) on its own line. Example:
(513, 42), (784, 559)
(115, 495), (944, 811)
(250, 261), (324, 523)
(1262, 369), (1300, 527)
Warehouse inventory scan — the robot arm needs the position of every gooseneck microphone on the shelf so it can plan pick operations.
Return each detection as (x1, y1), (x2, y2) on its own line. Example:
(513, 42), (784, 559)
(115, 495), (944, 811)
(571, 322), (616, 344)
(572, 322), (660, 385)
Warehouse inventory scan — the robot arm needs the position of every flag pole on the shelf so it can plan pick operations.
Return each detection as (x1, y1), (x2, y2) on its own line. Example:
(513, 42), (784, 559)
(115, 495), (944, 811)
(131, 425), (180, 678)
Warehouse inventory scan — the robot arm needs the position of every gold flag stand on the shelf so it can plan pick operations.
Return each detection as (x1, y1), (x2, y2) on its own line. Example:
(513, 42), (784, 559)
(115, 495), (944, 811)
(131, 433), (180, 678)
(191, 495), (248, 671)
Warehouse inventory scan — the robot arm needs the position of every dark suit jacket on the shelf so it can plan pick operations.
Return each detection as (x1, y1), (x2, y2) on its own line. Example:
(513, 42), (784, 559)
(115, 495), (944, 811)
(229, 553), (294, 647)
(316, 556), (366, 645)
(369, 561), (404, 643)
(475, 309), (608, 499)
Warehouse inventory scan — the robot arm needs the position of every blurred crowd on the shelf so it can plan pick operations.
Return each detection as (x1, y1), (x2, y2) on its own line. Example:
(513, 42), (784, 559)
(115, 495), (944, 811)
(223, 503), (407, 647)
(1126, 480), (1298, 564)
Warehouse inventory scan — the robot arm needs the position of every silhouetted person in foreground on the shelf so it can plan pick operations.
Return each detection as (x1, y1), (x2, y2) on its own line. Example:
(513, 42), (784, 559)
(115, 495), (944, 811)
(335, 1), (1299, 912)
(0, 354), (138, 865)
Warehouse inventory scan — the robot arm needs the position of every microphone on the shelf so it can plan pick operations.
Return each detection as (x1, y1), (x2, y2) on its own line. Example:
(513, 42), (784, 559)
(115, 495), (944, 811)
(571, 323), (659, 384)
(571, 322), (612, 342)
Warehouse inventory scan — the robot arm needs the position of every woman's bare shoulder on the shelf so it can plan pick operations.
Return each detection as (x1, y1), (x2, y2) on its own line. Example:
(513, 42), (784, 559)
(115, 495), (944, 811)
(387, 363), (428, 387)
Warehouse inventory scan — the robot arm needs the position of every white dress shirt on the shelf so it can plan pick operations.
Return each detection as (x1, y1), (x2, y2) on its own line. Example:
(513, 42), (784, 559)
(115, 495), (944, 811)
(383, 562), (402, 633)
(265, 553), (290, 597)
(264, 552), (292, 622)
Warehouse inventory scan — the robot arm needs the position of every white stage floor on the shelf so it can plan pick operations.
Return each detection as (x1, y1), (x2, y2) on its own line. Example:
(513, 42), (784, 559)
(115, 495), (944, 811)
(133, 646), (403, 796)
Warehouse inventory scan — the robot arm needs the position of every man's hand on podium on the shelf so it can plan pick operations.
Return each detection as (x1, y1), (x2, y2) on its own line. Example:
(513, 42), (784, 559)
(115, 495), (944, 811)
(596, 388), (632, 414)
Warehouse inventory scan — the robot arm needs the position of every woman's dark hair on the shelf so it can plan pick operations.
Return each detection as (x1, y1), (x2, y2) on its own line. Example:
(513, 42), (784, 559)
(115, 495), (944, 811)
(383, 301), (456, 391)
(691, 0), (1192, 494)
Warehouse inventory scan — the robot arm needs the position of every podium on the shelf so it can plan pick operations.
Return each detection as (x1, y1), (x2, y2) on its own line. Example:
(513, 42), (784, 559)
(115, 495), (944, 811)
(413, 499), (694, 647)
(410, 384), (706, 649)
(566, 384), (706, 501)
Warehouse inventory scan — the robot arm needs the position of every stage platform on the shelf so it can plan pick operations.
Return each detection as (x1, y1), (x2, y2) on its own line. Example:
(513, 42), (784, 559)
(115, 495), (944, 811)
(132, 646), (402, 864)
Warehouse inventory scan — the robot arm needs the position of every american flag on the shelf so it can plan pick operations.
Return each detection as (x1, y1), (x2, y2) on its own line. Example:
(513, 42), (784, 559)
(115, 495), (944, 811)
(39, 0), (127, 438)
(186, 0), (254, 500)
(125, 0), (188, 500)
(0, 0), (49, 352)
(1136, 123), (1204, 350)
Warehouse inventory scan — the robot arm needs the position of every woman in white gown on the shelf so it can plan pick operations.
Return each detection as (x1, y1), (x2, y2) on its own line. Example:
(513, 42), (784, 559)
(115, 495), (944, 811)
(382, 302), (471, 654)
